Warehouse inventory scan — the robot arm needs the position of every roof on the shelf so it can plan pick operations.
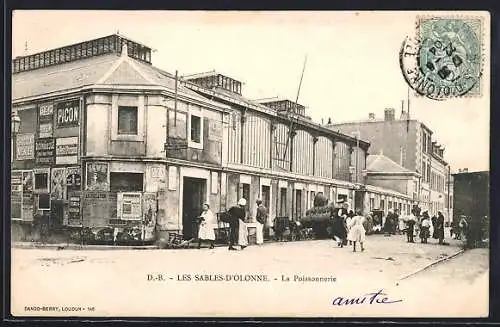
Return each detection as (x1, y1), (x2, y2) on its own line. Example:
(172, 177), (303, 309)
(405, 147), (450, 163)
(12, 52), (217, 106)
(12, 53), (118, 100)
(366, 154), (414, 174)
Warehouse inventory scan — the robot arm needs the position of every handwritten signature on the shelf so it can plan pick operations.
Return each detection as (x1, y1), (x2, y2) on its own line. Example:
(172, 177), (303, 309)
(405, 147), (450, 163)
(332, 289), (403, 306)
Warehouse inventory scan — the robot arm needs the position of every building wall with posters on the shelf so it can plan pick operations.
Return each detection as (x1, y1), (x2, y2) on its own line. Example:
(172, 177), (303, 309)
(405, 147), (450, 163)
(11, 34), (230, 243)
(12, 99), (83, 228)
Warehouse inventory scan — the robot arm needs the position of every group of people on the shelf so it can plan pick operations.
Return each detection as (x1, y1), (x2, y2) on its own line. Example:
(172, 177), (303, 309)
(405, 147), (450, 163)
(196, 198), (269, 251)
(402, 210), (446, 245)
(330, 202), (367, 252)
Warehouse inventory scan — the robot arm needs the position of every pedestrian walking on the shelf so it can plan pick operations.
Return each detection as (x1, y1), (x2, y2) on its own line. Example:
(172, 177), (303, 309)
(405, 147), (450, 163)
(226, 198), (247, 251)
(348, 210), (366, 252)
(458, 216), (468, 240)
(346, 211), (354, 245)
(331, 206), (348, 247)
(398, 216), (406, 235)
(406, 215), (416, 243)
(255, 199), (268, 245)
(384, 209), (395, 236)
(419, 215), (431, 243)
(431, 214), (438, 239)
(436, 211), (446, 244)
(197, 203), (216, 249)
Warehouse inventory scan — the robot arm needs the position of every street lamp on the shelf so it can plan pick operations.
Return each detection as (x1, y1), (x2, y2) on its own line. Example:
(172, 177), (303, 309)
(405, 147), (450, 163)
(12, 112), (21, 133)
(11, 112), (21, 161)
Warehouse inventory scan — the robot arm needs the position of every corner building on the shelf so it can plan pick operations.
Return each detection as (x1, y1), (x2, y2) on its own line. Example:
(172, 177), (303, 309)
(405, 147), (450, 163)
(11, 34), (413, 243)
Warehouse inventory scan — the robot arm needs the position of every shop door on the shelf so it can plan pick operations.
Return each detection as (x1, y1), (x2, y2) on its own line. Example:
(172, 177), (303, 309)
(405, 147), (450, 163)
(182, 177), (206, 240)
(50, 200), (65, 229)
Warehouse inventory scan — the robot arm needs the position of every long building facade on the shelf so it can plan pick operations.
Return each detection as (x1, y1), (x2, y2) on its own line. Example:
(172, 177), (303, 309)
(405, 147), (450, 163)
(11, 34), (413, 243)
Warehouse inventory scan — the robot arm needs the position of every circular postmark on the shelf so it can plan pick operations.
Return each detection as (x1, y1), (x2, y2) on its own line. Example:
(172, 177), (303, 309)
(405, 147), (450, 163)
(400, 18), (482, 100)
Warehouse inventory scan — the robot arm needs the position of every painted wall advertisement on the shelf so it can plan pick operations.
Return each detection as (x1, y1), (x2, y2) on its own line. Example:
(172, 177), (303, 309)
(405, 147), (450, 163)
(86, 162), (109, 191)
(56, 136), (79, 165)
(35, 138), (55, 166)
(15, 133), (35, 161)
(56, 100), (80, 128)
(38, 103), (54, 138)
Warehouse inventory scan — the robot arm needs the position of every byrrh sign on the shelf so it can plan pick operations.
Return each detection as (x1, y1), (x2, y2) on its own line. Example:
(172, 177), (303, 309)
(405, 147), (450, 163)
(56, 100), (80, 128)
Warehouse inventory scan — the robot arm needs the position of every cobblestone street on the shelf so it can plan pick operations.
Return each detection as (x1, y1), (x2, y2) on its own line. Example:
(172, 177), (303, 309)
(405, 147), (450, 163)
(11, 234), (488, 317)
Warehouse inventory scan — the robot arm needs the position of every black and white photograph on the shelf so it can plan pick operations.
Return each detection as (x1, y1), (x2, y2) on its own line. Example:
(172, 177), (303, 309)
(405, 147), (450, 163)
(9, 10), (490, 317)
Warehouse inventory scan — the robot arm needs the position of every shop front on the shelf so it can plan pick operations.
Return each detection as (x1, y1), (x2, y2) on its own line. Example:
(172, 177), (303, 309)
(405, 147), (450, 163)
(79, 161), (160, 244)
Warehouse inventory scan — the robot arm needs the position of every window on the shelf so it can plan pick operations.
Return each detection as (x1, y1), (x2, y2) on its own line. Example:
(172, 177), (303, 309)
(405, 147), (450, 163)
(310, 191), (316, 208)
(190, 115), (202, 143)
(110, 172), (144, 192)
(118, 106), (138, 135)
(370, 198), (375, 211)
(241, 183), (250, 217)
(380, 199), (385, 211)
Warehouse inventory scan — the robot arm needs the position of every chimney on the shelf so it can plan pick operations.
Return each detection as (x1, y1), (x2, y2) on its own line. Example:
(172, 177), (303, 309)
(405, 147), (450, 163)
(384, 108), (395, 121)
(368, 113), (375, 120)
(463, 168), (468, 173)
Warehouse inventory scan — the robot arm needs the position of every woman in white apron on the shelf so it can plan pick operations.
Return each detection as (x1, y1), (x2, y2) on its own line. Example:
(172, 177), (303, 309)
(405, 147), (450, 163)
(198, 203), (216, 249)
(348, 211), (366, 252)
(237, 199), (249, 249)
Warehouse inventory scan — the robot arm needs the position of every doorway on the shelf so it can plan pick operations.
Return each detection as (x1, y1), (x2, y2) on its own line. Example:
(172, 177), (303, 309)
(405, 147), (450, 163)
(182, 177), (207, 240)
(295, 189), (302, 219)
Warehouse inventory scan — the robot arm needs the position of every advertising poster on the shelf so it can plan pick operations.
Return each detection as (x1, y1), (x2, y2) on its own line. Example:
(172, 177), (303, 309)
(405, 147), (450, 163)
(38, 103), (54, 138)
(22, 171), (34, 221)
(67, 192), (82, 226)
(11, 171), (22, 219)
(15, 133), (35, 161)
(55, 136), (79, 165)
(55, 99), (80, 128)
(142, 193), (157, 241)
(51, 167), (66, 200)
(35, 138), (55, 166)
(66, 167), (82, 188)
(86, 162), (109, 191)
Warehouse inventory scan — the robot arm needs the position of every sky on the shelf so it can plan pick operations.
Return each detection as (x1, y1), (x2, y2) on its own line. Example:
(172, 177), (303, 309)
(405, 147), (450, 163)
(12, 11), (490, 172)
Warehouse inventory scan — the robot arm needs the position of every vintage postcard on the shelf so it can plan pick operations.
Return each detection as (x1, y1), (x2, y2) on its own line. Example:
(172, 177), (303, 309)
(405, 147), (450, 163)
(10, 10), (490, 318)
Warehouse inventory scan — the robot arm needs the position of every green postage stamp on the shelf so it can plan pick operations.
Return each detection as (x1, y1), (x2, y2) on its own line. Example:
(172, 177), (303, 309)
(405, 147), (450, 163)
(400, 16), (484, 100)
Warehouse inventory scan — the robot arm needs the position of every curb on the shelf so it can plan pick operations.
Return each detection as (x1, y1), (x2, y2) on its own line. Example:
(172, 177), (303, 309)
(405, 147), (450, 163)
(13, 243), (159, 251)
(397, 248), (465, 282)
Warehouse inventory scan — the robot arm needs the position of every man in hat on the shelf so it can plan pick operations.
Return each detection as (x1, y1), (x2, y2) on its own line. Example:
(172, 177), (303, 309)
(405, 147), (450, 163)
(255, 199), (268, 245)
(227, 198), (247, 250)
